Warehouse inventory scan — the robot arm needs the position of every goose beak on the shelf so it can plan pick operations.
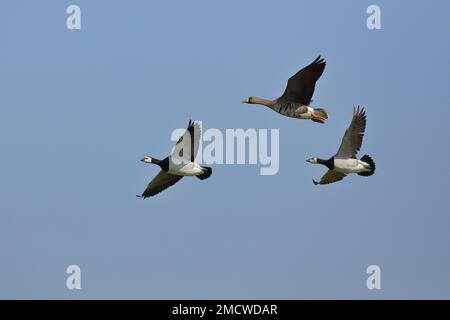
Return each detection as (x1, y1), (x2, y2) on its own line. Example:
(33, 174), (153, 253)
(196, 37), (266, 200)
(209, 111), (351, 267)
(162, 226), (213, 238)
(140, 158), (146, 162)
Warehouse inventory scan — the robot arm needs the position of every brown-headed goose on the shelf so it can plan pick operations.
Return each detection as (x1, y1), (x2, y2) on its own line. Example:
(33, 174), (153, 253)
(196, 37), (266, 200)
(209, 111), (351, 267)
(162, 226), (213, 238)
(242, 56), (329, 124)
(137, 120), (212, 198)
(306, 106), (375, 185)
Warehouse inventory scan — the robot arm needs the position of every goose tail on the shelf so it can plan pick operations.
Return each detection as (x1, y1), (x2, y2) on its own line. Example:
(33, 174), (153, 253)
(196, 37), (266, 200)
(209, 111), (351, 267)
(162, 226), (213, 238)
(311, 108), (329, 124)
(358, 155), (376, 176)
(197, 166), (212, 180)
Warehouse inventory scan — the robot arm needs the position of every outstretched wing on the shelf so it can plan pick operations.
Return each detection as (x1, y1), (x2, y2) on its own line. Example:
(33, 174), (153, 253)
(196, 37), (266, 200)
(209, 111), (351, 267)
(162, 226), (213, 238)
(335, 106), (367, 159)
(138, 171), (183, 198)
(313, 171), (347, 185)
(171, 120), (201, 162)
(278, 56), (326, 105)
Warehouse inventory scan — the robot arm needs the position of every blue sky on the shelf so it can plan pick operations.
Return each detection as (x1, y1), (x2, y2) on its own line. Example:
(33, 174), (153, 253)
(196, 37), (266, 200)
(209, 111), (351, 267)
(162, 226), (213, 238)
(0, 0), (449, 299)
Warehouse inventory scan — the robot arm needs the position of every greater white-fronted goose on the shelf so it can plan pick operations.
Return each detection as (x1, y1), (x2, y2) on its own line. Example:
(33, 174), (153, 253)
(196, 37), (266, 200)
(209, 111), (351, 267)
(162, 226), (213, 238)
(306, 106), (375, 185)
(137, 120), (212, 198)
(242, 56), (329, 124)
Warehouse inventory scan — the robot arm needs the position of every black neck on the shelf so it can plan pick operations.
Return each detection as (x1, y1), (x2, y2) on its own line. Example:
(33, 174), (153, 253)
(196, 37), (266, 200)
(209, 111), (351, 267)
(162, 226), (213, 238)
(153, 157), (169, 171)
(317, 157), (334, 170)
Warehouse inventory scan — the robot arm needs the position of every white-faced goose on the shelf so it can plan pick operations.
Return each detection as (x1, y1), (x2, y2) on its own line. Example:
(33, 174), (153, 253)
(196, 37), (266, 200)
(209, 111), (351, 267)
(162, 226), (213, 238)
(242, 56), (329, 124)
(306, 106), (375, 185)
(137, 120), (212, 198)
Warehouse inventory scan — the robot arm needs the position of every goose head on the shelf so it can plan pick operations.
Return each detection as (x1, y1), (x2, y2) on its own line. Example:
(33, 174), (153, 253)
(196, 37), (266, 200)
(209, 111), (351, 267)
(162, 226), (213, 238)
(242, 97), (255, 104)
(306, 157), (319, 164)
(141, 156), (154, 164)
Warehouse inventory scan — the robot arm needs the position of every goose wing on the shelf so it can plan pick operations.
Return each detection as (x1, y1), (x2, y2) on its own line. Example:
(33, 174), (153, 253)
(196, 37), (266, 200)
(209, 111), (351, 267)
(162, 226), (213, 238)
(335, 106), (366, 159)
(171, 120), (201, 162)
(138, 171), (183, 198)
(278, 56), (326, 105)
(313, 171), (347, 185)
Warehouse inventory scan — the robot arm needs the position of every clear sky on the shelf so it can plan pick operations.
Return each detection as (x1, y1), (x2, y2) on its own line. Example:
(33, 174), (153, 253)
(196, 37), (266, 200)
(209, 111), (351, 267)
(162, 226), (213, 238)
(1, 0), (449, 299)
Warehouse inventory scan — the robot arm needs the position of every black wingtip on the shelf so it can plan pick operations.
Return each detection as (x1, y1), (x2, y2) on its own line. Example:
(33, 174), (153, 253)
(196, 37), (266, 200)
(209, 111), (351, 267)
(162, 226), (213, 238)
(187, 119), (196, 129)
(353, 105), (366, 118)
(312, 179), (319, 186)
(313, 55), (325, 65)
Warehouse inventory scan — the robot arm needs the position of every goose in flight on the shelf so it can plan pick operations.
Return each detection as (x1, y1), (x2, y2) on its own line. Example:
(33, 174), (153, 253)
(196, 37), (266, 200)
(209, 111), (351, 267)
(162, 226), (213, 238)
(242, 56), (329, 124)
(306, 106), (375, 185)
(137, 120), (212, 198)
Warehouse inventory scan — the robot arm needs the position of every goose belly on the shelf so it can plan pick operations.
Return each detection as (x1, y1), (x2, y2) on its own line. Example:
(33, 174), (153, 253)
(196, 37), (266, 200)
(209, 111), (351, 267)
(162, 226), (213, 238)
(273, 103), (312, 119)
(168, 159), (203, 176)
(334, 159), (370, 173)
(296, 107), (313, 119)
